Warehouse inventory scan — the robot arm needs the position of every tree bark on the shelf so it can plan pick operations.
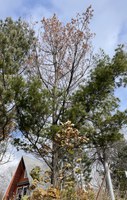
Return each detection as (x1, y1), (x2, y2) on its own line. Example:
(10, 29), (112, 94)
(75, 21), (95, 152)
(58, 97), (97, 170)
(51, 141), (59, 188)
(104, 160), (115, 200)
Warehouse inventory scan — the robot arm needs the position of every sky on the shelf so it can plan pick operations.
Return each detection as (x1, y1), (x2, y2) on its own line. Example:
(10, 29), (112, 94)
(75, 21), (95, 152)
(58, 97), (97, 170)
(0, 0), (127, 181)
(0, 0), (127, 55)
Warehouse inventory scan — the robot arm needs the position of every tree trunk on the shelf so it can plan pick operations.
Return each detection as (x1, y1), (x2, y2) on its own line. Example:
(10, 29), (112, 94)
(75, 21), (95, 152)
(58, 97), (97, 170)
(51, 141), (59, 188)
(104, 160), (115, 200)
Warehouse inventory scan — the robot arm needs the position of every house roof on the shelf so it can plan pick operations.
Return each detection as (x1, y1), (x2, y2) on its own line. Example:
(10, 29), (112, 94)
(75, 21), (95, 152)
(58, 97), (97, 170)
(3, 155), (49, 200)
(22, 155), (48, 185)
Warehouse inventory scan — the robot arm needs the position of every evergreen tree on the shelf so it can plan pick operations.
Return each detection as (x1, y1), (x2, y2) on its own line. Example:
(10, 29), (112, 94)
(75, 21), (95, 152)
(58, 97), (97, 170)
(67, 47), (127, 193)
(0, 17), (35, 144)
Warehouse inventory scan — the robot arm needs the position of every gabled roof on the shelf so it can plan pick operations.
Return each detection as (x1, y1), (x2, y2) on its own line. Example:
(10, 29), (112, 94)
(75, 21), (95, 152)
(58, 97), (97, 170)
(22, 155), (48, 185)
(3, 155), (49, 200)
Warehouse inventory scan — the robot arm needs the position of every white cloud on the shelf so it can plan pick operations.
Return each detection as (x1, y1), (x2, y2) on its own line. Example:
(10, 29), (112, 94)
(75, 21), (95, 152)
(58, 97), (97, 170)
(90, 0), (127, 55)
(0, 0), (127, 55)
(51, 0), (127, 55)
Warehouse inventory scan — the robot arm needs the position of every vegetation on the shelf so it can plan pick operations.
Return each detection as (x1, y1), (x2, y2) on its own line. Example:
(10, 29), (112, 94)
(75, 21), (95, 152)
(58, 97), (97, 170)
(1, 6), (127, 200)
(0, 17), (35, 164)
(22, 165), (95, 200)
(13, 6), (94, 187)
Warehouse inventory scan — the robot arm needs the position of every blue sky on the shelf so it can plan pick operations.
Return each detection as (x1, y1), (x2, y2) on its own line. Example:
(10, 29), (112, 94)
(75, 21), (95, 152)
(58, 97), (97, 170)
(1, 0), (127, 55)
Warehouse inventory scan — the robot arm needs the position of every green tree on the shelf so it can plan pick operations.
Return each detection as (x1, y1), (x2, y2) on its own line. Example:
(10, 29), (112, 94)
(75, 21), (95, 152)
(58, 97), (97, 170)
(67, 47), (127, 195)
(0, 17), (35, 144)
(110, 141), (127, 198)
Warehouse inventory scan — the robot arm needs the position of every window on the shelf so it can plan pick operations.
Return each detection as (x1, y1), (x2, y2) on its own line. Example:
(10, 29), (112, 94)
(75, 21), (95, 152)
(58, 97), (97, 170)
(16, 186), (29, 200)
(23, 186), (29, 196)
(16, 187), (23, 200)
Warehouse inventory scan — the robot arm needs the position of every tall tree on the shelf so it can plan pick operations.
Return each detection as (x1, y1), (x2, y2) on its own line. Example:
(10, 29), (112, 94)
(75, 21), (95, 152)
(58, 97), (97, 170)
(13, 6), (94, 187)
(67, 47), (127, 195)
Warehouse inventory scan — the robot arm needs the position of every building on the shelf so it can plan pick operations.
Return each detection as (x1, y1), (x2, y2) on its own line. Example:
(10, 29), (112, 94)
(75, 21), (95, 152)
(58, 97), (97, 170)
(3, 156), (47, 200)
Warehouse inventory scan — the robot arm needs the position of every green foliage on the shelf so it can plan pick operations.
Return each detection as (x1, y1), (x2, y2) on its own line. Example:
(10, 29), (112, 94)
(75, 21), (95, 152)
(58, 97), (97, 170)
(67, 47), (127, 150)
(13, 77), (51, 137)
(67, 47), (127, 127)
(110, 141), (127, 198)
(0, 17), (34, 142)
(65, 47), (127, 195)
(0, 17), (34, 74)
(30, 166), (41, 181)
